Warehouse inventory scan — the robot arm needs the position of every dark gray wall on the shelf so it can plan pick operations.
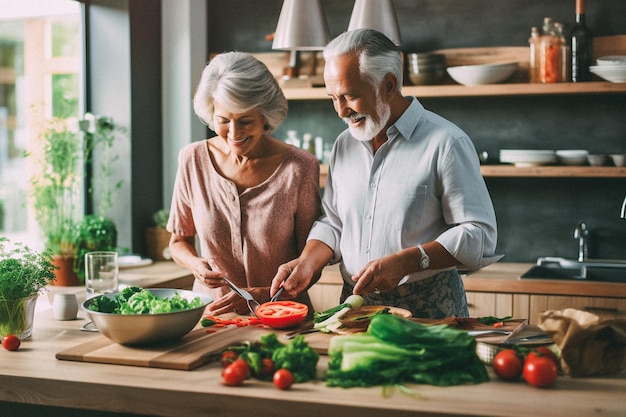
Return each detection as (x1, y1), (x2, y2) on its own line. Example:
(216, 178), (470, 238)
(205, 0), (626, 262)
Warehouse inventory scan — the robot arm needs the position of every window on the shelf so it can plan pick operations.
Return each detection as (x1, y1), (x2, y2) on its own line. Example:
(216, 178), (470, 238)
(0, 0), (82, 249)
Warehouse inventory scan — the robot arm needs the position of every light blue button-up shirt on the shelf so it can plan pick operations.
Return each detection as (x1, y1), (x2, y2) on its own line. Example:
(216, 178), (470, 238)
(308, 97), (502, 287)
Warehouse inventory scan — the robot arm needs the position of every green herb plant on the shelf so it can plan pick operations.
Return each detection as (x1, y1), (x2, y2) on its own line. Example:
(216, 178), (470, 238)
(0, 237), (56, 336)
(28, 113), (125, 278)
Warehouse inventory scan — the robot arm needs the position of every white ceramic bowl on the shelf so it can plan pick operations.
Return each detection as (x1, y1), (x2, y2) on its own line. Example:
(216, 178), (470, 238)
(610, 154), (626, 167)
(556, 150), (589, 166)
(447, 62), (518, 86)
(82, 289), (212, 345)
(596, 55), (626, 66)
(589, 65), (626, 83)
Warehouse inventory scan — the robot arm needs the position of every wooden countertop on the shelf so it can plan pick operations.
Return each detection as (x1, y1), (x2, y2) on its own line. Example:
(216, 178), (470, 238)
(462, 262), (626, 298)
(1, 307), (625, 417)
(320, 262), (626, 298)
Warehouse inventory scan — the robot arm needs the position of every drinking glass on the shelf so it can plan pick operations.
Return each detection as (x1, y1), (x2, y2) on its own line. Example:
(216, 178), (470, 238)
(85, 251), (119, 296)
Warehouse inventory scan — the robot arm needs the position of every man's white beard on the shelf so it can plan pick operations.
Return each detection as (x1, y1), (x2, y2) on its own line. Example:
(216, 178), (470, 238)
(345, 99), (391, 142)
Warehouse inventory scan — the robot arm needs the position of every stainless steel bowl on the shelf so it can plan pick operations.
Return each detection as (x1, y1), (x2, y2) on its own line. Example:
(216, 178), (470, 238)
(82, 288), (212, 345)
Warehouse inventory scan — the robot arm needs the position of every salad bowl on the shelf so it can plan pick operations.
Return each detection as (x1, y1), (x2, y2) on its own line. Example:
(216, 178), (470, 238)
(82, 288), (212, 345)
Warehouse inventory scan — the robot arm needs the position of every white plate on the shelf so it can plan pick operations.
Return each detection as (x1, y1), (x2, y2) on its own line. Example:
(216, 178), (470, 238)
(499, 149), (556, 166)
(118, 255), (153, 269)
(589, 65), (626, 83)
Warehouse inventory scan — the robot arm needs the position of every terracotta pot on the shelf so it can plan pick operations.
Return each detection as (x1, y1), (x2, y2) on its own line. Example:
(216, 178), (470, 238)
(51, 255), (81, 287)
(145, 228), (171, 261)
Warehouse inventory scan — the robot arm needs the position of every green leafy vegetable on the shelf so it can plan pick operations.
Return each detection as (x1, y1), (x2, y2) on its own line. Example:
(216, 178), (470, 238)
(325, 314), (489, 388)
(263, 333), (319, 383)
(87, 287), (204, 314)
(477, 315), (513, 325)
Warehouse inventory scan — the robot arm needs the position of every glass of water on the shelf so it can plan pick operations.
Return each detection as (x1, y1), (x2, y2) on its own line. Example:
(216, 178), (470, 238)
(85, 251), (119, 297)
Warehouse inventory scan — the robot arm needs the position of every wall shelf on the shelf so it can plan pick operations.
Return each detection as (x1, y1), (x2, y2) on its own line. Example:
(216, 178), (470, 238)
(284, 81), (626, 100)
(480, 165), (626, 178)
(319, 164), (626, 187)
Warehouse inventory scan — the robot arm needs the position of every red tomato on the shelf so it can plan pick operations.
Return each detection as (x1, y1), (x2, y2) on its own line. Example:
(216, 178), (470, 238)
(2, 334), (21, 351)
(222, 359), (250, 386)
(221, 350), (238, 368)
(523, 355), (558, 388)
(273, 368), (294, 390)
(255, 301), (308, 329)
(532, 347), (559, 367)
(260, 358), (275, 378)
(493, 349), (523, 381)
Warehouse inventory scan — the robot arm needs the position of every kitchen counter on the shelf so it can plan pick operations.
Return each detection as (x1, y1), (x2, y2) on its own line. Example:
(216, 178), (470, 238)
(1, 305), (626, 417)
(462, 262), (626, 298)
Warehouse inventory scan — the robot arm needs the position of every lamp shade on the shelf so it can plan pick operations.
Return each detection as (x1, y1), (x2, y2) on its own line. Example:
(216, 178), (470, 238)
(348, 0), (402, 46)
(272, 0), (330, 51)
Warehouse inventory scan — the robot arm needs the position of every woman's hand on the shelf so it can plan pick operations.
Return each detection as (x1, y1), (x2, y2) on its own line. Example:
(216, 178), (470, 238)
(208, 286), (270, 316)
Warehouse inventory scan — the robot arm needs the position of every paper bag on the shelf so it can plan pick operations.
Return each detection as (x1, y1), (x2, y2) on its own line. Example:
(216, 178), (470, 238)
(538, 308), (626, 377)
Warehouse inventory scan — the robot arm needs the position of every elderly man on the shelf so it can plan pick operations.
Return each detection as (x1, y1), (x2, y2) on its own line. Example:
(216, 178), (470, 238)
(272, 29), (501, 318)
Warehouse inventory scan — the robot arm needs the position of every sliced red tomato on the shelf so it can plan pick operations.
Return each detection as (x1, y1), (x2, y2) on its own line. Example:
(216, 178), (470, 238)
(255, 301), (308, 329)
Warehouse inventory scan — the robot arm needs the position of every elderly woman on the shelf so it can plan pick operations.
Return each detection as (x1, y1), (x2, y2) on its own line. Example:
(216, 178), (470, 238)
(167, 52), (321, 315)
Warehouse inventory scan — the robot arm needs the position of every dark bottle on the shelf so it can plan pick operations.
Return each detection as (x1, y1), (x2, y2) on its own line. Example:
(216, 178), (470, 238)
(570, 0), (593, 82)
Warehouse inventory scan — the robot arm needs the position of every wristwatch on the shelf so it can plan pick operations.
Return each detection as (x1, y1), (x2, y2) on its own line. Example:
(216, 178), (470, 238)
(417, 245), (430, 270)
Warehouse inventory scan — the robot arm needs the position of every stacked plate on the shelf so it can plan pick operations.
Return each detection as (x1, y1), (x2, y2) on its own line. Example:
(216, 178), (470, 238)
(499, 150), (556, 167)
(590, 55), (626, 83)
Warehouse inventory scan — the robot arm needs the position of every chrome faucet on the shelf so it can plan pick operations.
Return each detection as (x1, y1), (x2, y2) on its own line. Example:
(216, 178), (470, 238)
(621, 196), (626, 219)
(574, 222), (589, 262)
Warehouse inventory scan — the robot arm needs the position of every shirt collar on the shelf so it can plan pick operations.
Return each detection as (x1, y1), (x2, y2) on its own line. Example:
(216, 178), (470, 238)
(387, 96), (424, 141)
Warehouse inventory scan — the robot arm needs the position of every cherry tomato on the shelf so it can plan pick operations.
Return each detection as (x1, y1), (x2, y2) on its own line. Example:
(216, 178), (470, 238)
(222, 359), (250, 386)
(523, 355), (558, 388)
(273, 368), (294, 390)
(231, 358), (250, 378)
(260, 358), (275, 378)
(221, 350), (239, 368)
(255, 301), (308, 329)
(493, 349), (523, 381)
(2, 334), (21, 351)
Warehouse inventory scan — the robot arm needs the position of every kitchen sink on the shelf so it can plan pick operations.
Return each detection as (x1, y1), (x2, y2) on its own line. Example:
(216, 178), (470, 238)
(521, 257), (626, 283)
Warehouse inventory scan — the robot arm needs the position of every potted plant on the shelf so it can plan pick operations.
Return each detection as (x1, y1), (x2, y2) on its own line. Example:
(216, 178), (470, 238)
(0, 237), (56, 339)
(72, 214), (118, 281)
(145, 209), (171, 261)
(28, 113), (125, 286)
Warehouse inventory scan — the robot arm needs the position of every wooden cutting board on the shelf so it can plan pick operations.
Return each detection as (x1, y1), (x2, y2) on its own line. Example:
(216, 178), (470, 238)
(56, 318), (527, 371)
(56, 325), (334, 371)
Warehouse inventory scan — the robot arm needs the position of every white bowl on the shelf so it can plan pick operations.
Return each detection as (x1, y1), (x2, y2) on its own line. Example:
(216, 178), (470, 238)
(610, 154), (626, 167)
(596, 55), (626, 66)
(556, 150), (589, 166)
(589, 65), (626, 83)
(447, 62), (518, 86)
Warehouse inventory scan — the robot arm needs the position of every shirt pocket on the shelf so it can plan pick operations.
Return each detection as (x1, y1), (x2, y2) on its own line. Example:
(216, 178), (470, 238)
(382, 183), (428, 233)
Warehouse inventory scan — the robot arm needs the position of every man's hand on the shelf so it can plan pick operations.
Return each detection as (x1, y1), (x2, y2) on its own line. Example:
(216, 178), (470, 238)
(351, 252), (408, 294)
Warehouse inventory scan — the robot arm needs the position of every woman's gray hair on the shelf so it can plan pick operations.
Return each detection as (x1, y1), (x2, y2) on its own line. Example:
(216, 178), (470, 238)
(193, 52), (287, 133)
(323, 29), (403, 93)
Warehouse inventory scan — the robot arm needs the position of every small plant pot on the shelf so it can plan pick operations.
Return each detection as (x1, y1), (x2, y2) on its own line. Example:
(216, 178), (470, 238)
(50, 255), (81, 286)
(0, 294), (38, 339)
(145, 228), (171, 261)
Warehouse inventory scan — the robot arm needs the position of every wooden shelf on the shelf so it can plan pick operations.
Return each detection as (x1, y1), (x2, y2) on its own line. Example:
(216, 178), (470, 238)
(480, 165), (626, 177)
(284, 81), (626, 100)
(319, 164), (626, 186)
